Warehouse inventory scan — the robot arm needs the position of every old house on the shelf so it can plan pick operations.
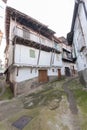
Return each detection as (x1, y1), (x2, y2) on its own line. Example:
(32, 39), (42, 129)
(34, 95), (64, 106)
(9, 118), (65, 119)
(59, 37), (76, 76)
(67, 0), (87, 87)
(5, 6), (62, 96)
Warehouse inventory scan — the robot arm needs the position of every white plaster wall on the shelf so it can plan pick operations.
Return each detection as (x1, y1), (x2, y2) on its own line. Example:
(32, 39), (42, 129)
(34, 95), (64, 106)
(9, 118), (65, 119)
(15, 44), (39, 66)
(15, 67), (59, 82)
(39, 51), (51, 66)
(76, 53), (87, 71)
(14, 44), (62, 68)
(53, 53), (62, 67)
(78, 4), (87, 46)
(78, 3), (87, 46)
(15, 67), (38, 82)
(73, 1), (87, 72)
(61, 62), (75, 75)
(15, 44), (51, 66)
(48, 68), (58, 76)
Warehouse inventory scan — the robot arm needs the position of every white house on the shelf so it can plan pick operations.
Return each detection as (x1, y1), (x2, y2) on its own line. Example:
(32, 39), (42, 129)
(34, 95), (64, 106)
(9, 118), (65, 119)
(67, 0), (87, 87)
(58, 37), (77, 76)
(5, 6), (62, 96)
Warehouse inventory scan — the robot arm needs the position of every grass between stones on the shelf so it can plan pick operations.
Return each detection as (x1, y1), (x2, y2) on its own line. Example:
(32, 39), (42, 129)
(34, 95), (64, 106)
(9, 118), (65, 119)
(23, 79), (65, 109)
(68, 78), (87, 129)
(0, 86), (13, 100)
(1, 77), (87, 130)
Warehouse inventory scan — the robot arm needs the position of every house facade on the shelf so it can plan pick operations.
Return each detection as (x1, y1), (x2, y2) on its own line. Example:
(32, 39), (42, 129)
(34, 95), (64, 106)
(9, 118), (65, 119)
(59, 37), (77, 76)
(5, 7), (62, 96)
(67, 0), (87, 87)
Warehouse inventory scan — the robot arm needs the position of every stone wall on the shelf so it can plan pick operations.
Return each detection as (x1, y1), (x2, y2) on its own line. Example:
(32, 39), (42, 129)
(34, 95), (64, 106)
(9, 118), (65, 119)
(78, 68), (87, 87)
(13, 75), (62, 96)
(14, 77), (38, 96)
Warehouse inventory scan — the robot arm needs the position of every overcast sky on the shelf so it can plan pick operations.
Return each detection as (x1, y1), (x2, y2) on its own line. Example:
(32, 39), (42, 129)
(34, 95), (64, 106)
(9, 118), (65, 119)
(0, 0), (75, 63)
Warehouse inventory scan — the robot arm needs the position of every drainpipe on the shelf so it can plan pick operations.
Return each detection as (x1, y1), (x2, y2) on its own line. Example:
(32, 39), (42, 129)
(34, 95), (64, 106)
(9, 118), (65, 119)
(50, 49), (53, 66)
(37, 26), (43, 66)
(52, 37), (55, 66)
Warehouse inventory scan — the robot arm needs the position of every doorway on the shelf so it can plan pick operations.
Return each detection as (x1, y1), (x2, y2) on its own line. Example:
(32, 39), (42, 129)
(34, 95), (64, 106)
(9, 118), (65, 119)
(38, 70), (48, 82)
(65, 67), (71, 76)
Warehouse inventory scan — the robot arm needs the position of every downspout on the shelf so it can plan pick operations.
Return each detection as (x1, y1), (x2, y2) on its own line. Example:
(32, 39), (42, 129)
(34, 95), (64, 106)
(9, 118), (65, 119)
(52, 38), (55, 66)
(37, 26), (43, 66)
(50, 49), (53, 66)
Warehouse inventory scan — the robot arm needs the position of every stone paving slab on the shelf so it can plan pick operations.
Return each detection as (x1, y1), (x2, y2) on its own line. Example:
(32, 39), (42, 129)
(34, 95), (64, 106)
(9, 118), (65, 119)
(12, 115), (32, 130)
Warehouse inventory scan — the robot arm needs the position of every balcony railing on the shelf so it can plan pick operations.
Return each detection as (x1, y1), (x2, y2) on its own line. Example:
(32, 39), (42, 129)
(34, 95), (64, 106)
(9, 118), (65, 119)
(13, 26), (62, 52)
(62, 52), (73, 61)
(62, 44), (71, 52)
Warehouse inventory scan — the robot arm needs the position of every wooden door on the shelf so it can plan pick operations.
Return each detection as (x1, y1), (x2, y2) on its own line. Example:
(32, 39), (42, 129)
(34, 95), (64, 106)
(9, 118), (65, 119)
(58, 69), (61, 79)
(38, 70), (48, 82)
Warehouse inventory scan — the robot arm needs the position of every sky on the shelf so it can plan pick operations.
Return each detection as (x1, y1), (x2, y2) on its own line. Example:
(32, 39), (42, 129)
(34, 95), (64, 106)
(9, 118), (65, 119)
(0, 0), (75, 63)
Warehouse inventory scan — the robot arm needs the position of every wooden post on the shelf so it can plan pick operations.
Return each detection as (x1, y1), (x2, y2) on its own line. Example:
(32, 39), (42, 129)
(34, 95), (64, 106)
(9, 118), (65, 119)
(58, 69), (61, 79)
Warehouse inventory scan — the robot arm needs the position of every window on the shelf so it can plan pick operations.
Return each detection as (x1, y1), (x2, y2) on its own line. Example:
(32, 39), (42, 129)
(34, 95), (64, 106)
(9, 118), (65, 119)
(30, 49), (35, 58)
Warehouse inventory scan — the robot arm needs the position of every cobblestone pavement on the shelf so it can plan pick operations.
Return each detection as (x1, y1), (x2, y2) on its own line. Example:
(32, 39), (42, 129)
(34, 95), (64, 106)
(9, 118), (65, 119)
(62, 76), (81, 130)
(0, 76), (82, 130)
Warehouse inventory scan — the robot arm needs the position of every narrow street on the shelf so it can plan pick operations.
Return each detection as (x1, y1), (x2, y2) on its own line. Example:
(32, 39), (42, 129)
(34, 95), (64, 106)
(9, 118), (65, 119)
(0, 77), (86, 130)
(62, 77), (81, 130)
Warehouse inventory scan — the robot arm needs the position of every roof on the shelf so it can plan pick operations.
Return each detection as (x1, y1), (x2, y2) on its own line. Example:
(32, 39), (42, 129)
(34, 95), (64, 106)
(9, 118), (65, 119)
(53, 36), (62, 43)
(5, 6), (55, 45)
(58, 36), (68, 45)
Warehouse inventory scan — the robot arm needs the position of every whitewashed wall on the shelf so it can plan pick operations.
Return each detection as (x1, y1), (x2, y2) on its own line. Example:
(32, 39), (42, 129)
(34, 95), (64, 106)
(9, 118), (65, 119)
(14, 44), (38, 66)
(53, 53), (62, 67)
(15, 67), (38, 82)
(48, 68), (58, 76)
(61, 62), (75, 75)
(15, 67), (61, 82)
(39, 51), (51, 66)
(73, 0), (87, 72)
(14, 44), (62, 67)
